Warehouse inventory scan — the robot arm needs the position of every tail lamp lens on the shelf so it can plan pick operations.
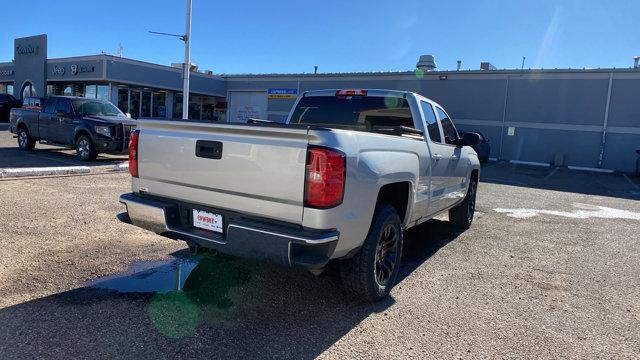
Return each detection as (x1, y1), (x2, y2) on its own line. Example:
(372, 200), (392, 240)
(129, 130), (139, 178)
(305, 147), (346, 208)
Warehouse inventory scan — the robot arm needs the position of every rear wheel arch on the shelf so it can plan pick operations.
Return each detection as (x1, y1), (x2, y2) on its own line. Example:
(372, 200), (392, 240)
(375, 181), (412, 224)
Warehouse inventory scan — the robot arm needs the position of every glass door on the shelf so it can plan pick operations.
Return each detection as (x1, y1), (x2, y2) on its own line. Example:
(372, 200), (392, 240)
(130, 90), (140, 119)
(141, 91), (152, 118)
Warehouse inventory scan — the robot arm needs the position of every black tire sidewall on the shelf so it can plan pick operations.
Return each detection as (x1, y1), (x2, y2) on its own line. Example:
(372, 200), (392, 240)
(17, 127), (31, 150)
(371, 208), (403, 298)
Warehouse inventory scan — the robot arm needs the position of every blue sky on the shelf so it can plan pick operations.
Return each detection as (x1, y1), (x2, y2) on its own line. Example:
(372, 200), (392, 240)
(1, 0), (638, 73)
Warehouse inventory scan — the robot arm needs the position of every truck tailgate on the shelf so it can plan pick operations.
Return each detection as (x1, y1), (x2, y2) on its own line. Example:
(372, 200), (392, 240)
(136, 120), (310, 224)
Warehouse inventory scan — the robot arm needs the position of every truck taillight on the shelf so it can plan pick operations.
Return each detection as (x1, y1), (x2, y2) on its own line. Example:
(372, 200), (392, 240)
(305, 147), (346, 208)
(335, 89), (367, 97)
(129, 130), (140, 178)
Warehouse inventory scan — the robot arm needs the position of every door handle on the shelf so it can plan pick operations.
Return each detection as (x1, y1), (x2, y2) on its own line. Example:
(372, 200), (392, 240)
(433, 154), (442, 161)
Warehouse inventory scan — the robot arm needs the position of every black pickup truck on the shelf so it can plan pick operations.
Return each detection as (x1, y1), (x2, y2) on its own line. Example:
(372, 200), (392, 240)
(9, 96), (136, 160)
(1, 93), (22, 121)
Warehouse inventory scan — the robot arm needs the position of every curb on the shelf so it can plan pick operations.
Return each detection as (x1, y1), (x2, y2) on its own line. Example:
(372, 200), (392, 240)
(509, 160), (551, 167)
(0, 166), (91, 178)
(112, 162), (129, 171)
(567, 166), (614, 174)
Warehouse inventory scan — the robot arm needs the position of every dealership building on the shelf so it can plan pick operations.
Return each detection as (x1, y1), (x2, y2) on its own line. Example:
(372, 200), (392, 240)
(2, 35), (639, 173)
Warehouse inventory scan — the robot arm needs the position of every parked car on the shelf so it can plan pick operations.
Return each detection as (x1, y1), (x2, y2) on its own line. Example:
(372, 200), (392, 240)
(119, 89), (482, 302)
(0, 93), (21, 122)
(9, 96), (136, 160)
(459, 131), (490, 163)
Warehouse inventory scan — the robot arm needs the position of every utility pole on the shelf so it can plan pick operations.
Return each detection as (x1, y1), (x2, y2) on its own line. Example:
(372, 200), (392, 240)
(149, 0), (192, 119)
(182, 0), (192, 120)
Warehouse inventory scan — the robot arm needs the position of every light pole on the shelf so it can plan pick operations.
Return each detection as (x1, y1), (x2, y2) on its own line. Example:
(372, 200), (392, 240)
(149, 0), (192, 119)
(182, 0), (192, 120)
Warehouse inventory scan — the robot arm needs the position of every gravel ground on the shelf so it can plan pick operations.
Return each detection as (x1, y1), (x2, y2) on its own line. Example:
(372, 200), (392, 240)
(0, 166), (639, 359)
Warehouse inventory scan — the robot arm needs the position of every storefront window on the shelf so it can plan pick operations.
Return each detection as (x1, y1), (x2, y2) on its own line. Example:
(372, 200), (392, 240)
(85, 84), (97, 98)
(46, 84), (64, 96)
(141, 91), (151, 118)
(152, 91), (166, 118)
(73, 84), (84, 97)
(6, 84), (14, 96)
(130, 90), (140, 119)
(189, 96), (202, 120)
(97, 85), (109, 101)
(117, 88), (128, 114)
(173, 93), (183, 119)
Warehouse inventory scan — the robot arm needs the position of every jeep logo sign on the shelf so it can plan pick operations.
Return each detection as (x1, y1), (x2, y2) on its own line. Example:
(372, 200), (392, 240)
(0, 69), (13, 76)
(52, 66), (65, 75)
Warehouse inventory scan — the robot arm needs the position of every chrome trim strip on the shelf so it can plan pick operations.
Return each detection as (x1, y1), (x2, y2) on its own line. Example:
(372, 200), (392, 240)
(228, 224), (338, 244)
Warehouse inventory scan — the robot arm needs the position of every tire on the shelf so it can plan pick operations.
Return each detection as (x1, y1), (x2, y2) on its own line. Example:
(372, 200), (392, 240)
(340, 205), (403, 302)
(75, 135), (98, 161)
(17, 126), (36, 150)
(449, 177), (478, 229)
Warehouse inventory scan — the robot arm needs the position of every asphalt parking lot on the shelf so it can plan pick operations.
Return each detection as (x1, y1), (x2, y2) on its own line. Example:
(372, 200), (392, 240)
(0, 123), (126, 169)
(0, 141), (639, 359)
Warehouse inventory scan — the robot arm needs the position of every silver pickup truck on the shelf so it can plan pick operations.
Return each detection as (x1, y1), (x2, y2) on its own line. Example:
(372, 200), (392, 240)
(119, 89), (481, 301)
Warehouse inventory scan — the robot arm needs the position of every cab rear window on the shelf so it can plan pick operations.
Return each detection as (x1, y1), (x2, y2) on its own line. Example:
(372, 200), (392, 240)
(290, 96), (415, 131)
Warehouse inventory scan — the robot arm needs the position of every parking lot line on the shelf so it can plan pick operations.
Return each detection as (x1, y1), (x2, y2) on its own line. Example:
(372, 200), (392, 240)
(622, 173), (640, 190)
(543, 167), (559, 180)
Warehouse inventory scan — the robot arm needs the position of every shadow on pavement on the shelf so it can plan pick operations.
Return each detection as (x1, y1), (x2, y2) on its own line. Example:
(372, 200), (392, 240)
(480, 161), (640, 200)
(1, 125), (126, 168)
(0, 220), (459, 359)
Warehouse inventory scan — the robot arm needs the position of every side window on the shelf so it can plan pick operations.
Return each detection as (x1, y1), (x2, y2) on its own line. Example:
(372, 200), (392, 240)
(55, 99), (72, 114)
(436, 107), (458, 145)
(419, 101), (442, 143)
(43, 98), (57, 114)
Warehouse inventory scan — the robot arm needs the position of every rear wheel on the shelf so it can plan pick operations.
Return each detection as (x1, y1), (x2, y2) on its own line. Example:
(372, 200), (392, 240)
(75, 135), (98, 161)
(340, 205), (403, 302)
(449, 177), (478, 229)
(17, 127), (35, 150)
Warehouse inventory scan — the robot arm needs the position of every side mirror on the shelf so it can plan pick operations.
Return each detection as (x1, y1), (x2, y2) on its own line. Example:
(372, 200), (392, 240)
(126, 113), (132, 118)
(459, 132), (482, 147)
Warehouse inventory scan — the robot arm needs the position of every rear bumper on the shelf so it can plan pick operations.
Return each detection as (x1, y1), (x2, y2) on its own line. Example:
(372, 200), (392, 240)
(118, 193), (339, 269)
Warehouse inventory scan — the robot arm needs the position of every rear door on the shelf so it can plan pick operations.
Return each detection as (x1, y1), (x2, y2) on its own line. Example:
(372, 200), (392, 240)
(419, 101), (455, 213)
(434, 106), (468, 208)
(52, 98), (75, 145)
(38, 98), (58, 142)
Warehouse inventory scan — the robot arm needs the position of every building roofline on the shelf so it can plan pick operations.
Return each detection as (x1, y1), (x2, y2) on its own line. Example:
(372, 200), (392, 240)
(47, 54), (225, 80)
(222, 67), (640, 79)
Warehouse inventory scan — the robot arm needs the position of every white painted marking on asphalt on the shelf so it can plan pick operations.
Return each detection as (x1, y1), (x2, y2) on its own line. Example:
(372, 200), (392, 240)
(622, 173), (640, 190)
(494, 203), (640, 221)
(543, 167), (559, 180)
(482, 161), (504, 170)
